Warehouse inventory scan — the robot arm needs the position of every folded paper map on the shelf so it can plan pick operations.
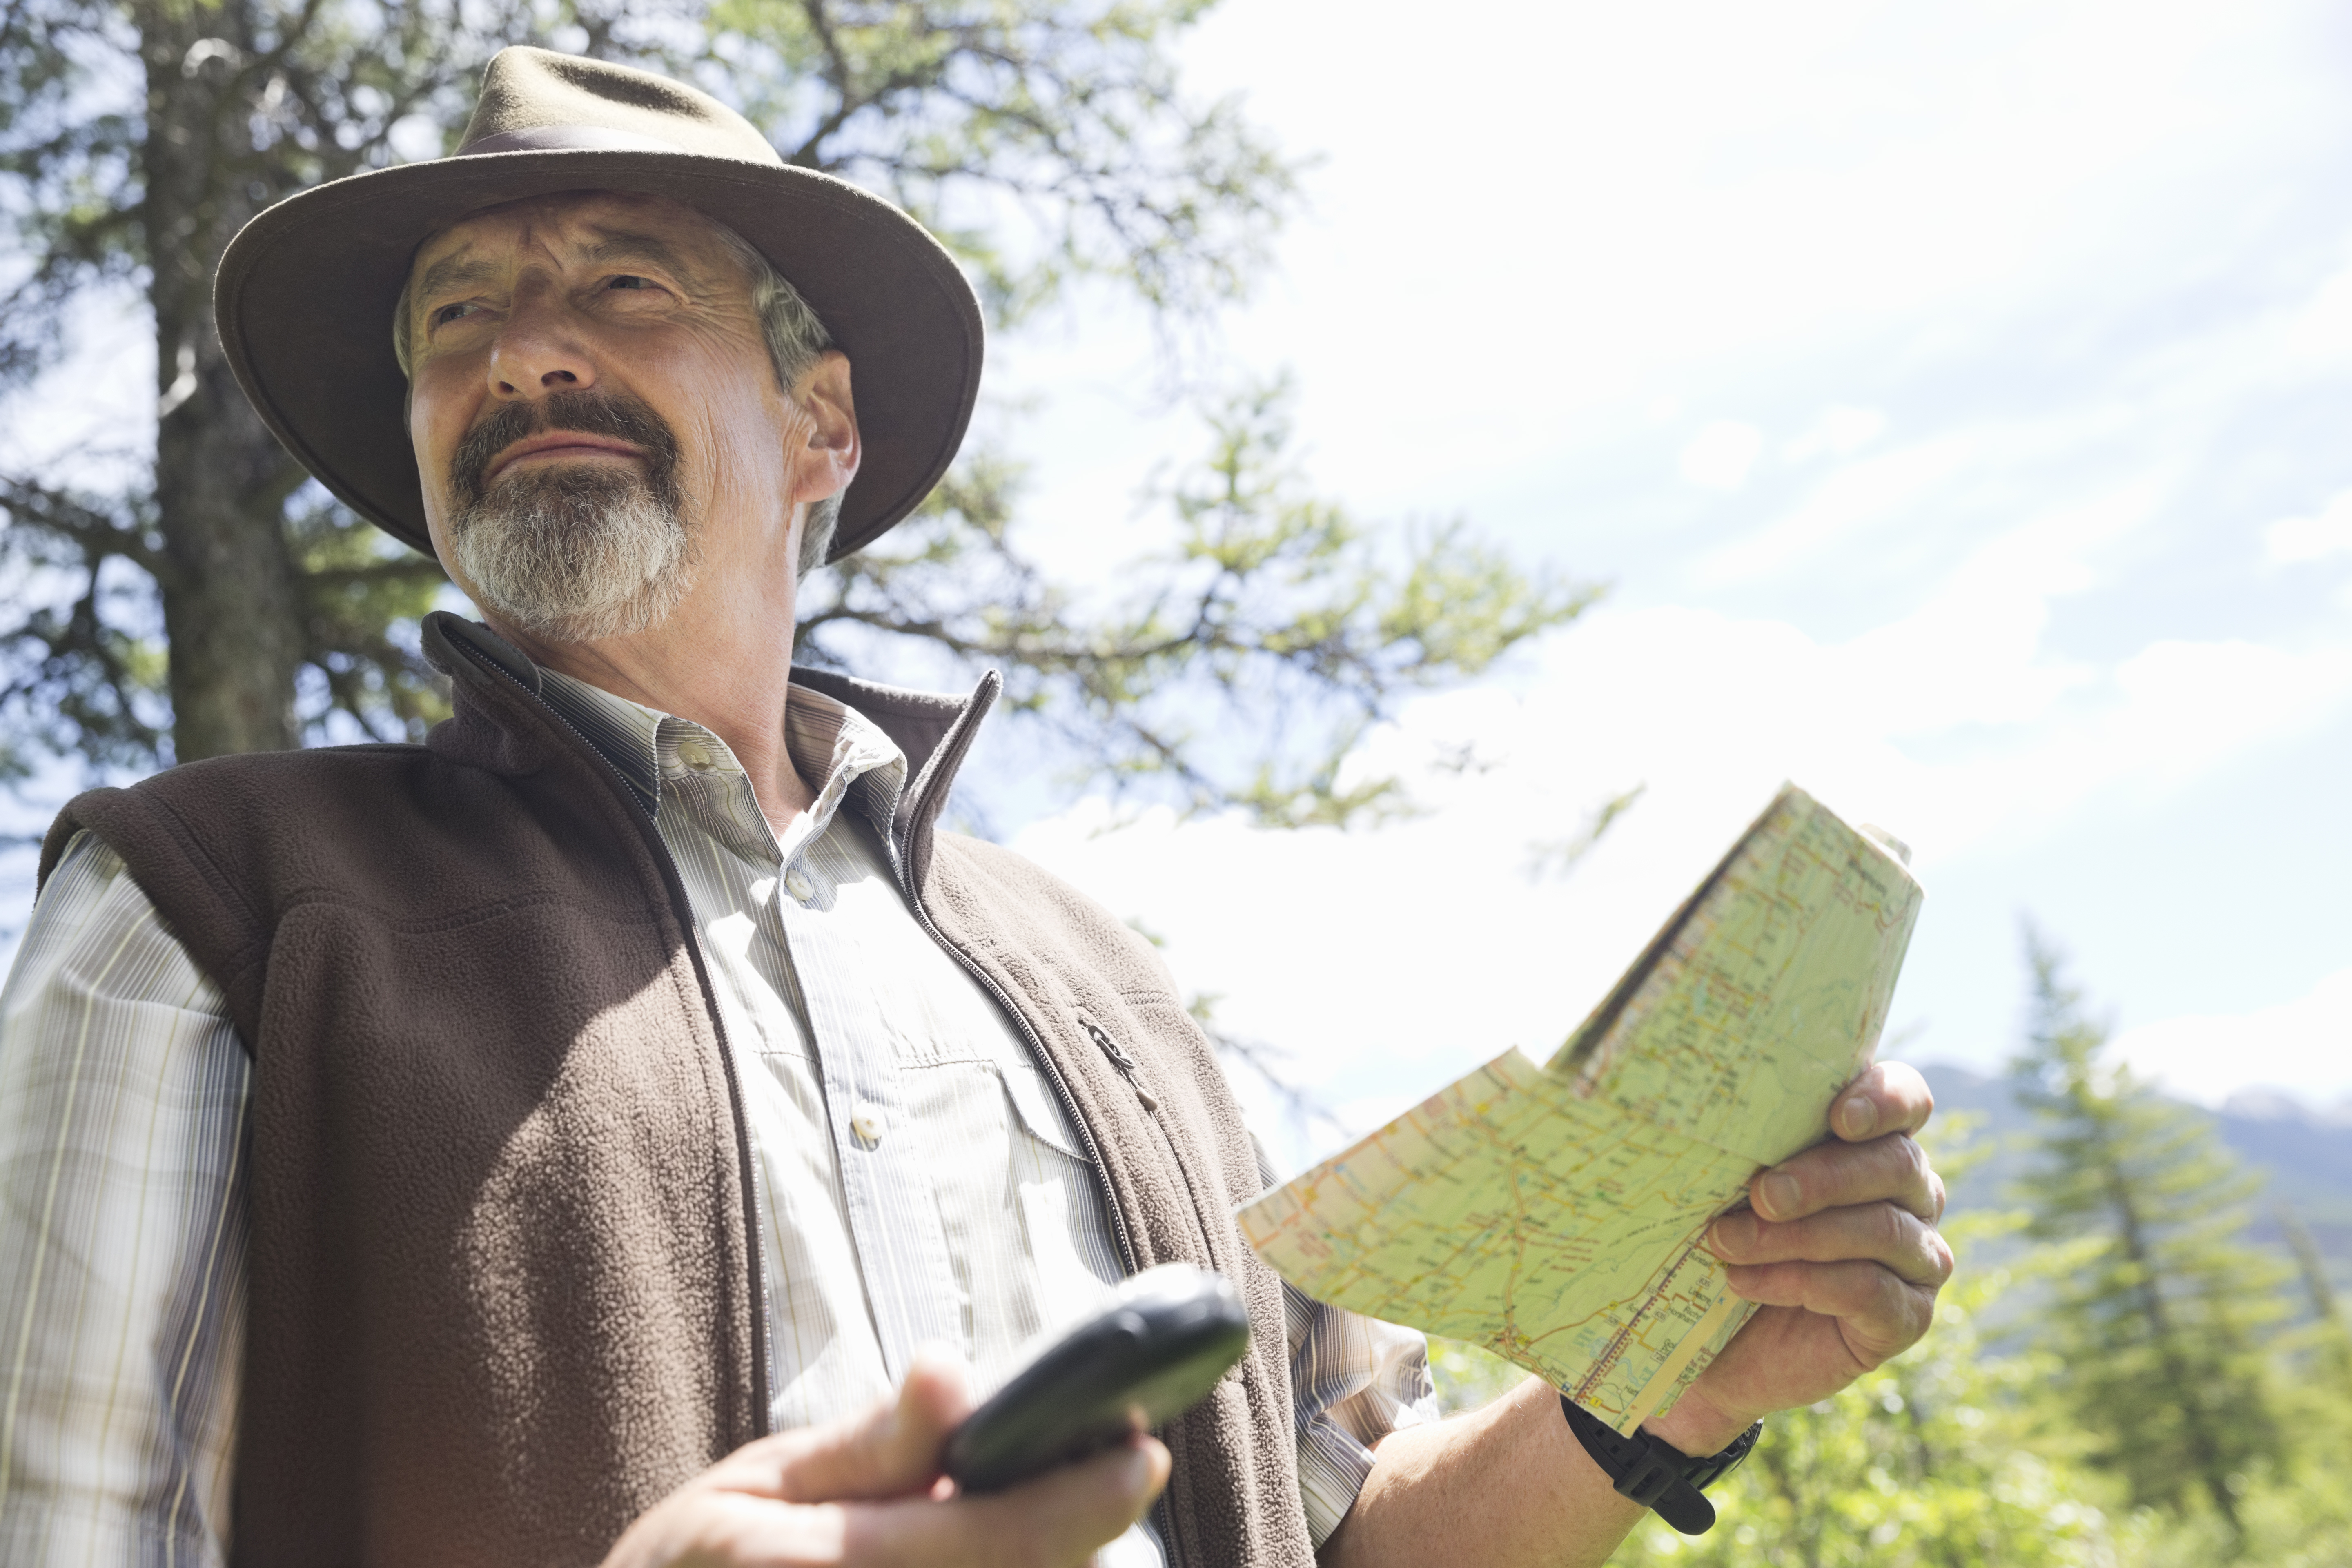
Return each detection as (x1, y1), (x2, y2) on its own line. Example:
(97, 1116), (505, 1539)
(1236, 784), (1924, 1434)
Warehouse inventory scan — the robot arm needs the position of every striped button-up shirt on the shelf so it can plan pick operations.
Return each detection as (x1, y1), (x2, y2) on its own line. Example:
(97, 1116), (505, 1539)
(0, 666), (1434, 1566)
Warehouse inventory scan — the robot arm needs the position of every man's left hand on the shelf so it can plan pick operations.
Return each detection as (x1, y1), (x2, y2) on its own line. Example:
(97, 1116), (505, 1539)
(1319, 1061), (1954, 1568)
(1651, 1062), (1953, 1454)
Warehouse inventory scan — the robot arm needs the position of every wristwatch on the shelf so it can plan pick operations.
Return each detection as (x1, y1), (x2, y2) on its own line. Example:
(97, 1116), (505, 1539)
(1557, 1394), (1764, 1535)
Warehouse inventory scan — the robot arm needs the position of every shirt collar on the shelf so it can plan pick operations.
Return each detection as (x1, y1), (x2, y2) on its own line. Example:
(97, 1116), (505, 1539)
(535, 664), (909, 867)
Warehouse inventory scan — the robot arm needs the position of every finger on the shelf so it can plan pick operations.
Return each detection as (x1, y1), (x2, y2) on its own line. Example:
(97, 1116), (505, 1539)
(1828, 1061), (1935, 1143)
(841, 1436), (1170, 1568)
(768, 1343), (976, 1504)
(1751, 1129), (1940, 1223)
(1722, 1259), (1938, 1367)
(1708, 1201), (1954, 1287)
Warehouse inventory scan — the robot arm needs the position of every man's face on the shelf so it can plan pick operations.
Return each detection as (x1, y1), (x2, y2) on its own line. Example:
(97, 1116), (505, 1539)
(404, 191), (818, 644)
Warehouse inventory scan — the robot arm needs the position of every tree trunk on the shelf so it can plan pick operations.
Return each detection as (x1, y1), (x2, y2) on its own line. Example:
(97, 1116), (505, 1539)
(143, 7), (308, 762)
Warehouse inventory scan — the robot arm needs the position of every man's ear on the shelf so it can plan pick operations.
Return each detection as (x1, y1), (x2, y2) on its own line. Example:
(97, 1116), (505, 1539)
(790, 349), (860, 506)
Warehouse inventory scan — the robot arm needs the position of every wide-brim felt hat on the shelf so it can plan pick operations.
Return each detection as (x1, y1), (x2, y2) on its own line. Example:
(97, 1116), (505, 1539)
(214, 47), (983, 564)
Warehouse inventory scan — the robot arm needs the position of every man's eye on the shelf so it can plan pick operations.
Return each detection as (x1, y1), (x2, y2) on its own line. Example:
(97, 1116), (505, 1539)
(429, 302), (475, 327)
(607, 275), (655, 292)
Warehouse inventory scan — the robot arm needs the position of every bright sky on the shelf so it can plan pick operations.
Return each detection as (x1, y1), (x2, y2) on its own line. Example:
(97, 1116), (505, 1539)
(980, 0), (2352, 1155)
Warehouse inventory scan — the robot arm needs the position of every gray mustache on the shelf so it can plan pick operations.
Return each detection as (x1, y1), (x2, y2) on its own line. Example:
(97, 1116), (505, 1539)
(451, 390), (681, 508)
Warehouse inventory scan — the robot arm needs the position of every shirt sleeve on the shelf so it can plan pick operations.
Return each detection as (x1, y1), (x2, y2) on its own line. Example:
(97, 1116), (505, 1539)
(1255, 1137), (1440, 1548)
(0, 831), (250, 1567)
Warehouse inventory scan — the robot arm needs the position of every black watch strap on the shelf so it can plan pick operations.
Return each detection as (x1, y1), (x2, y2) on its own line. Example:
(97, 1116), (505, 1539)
(1557, 1395), (1763, 1536)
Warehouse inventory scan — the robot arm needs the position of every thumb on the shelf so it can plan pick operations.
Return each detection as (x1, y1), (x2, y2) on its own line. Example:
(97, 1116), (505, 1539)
(772, 1342), (975, 1504)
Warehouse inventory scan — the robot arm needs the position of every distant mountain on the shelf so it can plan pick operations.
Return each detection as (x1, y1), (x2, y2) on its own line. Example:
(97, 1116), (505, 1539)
(1920, 1063), (2352, 1294)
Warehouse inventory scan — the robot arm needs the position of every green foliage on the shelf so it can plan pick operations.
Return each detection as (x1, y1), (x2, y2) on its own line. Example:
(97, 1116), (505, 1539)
(0, 477), (169, 775)
(2270, 1203), (2352, 1407)
(285, 500), (452, 741)
(697, 0), (1298, 329)
(1593, 1114), (2133, 1566)
(1427, 1334), (1531, 1417)
(1611, 1213), (2132, 1568)
(1525, 782), (1648, 880)
(799, 376), (1598, 825)
(2011, 927), (2288, 1543)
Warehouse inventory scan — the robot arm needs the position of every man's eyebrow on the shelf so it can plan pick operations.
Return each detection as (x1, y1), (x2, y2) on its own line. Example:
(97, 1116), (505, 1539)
(413, 251), (501, 302)
(579, 230), (712, 285)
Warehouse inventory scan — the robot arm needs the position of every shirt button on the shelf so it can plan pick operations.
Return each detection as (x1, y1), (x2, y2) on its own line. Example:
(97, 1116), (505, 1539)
(676, 740), (715, 771)
(784, 867), (815, 902)
(850, 1103), (886, 1145)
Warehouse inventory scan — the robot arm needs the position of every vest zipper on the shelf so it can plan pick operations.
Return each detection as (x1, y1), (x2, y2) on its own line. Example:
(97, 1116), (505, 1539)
(875, 679), (1145, 1285)
(890, 873), (1142, 1280)
(1082, 1020), (1159, 1114)
(450, 637), (775, 1439)
(879, 704), (1196, 1564)
(891, 870), (1187, 1565)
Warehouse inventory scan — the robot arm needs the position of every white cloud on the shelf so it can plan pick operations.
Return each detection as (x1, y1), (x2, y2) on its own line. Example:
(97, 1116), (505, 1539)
(2283, 257), (2352, 363)
(1785, 406), (1889, 462)
(1678, 421), (1765, 491)
(1701, 433), (1982, 585)
(2111, 969), (2352, 1107)
(2264, 489), (2352, 563)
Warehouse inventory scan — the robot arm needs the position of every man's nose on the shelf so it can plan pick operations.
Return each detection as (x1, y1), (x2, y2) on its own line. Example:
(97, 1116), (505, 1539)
(486, 287), (596, 400)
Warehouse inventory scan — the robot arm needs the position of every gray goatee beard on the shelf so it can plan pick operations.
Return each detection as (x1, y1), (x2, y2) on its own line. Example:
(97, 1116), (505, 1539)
(446, 392), (694, 644)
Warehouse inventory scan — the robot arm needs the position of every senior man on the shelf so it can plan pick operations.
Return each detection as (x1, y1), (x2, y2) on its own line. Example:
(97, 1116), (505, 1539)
(0, 47), (1952, 1568)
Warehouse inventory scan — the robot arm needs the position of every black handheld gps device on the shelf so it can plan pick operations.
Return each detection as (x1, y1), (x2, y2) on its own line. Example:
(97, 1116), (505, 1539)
(943, 1263), (1253, 1494)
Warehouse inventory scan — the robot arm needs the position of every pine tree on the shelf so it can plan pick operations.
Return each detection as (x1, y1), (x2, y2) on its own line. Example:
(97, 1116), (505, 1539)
(2276, 1203), (2352, 1391)
(2009, 925), (2286, 1550)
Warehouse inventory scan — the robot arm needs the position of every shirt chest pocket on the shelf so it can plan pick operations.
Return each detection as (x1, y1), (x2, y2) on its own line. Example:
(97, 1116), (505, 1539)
(997, 1061), (1093, 1167)
(994, 1060), (1126, 1328)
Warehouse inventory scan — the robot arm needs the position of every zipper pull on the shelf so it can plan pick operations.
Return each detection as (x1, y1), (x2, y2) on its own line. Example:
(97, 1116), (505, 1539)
(1082, 1020), (1158, 1114)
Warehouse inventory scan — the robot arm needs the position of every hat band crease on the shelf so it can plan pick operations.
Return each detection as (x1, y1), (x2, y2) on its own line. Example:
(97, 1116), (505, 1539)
(460, 125), (690, 157)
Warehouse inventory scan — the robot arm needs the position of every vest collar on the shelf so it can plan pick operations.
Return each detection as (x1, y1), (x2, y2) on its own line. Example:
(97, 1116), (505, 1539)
(421, 611), (1000, 895)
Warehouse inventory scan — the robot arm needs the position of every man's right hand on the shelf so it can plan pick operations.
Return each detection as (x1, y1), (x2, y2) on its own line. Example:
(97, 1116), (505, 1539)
(602, 1346), (1169, 1568)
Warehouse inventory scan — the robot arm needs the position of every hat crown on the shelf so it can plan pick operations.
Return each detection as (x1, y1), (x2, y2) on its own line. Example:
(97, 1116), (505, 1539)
(459, 47), (784, 167)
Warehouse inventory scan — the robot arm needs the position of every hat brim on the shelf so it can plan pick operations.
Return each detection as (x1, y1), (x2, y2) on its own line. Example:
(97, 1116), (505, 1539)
(214, 149), (984, 564)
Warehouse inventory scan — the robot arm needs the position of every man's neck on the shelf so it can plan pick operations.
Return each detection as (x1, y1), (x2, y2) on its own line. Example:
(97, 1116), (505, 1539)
(490, 607), (817, 834)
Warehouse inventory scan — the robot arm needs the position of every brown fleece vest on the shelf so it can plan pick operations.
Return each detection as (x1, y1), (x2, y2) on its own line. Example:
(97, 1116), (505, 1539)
(38, 613), (1312, 1568)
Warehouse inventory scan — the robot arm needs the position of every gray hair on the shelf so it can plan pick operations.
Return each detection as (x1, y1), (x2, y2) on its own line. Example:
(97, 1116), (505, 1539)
(706, 222), (841, 576)
(393, 216), (843, 579)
